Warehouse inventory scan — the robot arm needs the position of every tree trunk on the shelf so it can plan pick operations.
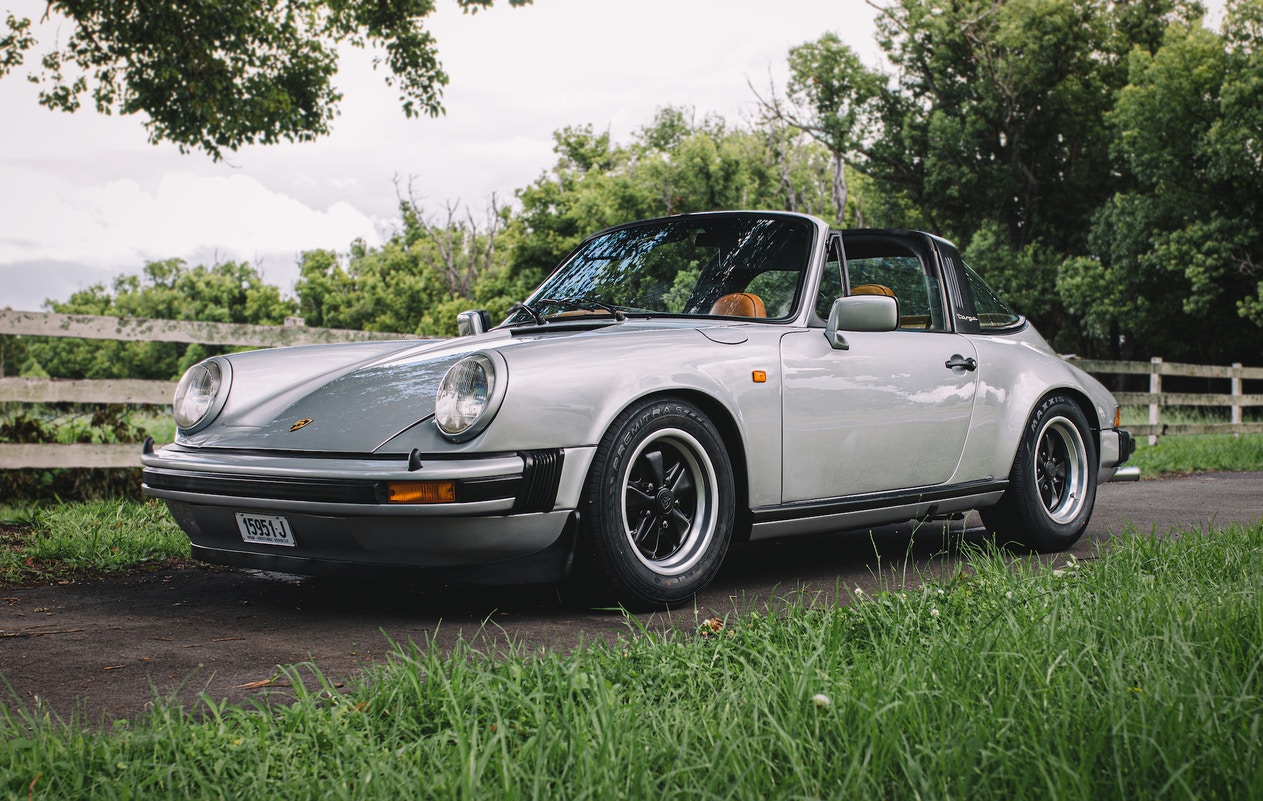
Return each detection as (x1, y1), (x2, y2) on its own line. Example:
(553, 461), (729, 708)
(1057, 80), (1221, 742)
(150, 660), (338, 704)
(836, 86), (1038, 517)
(831, 151), (847, 227)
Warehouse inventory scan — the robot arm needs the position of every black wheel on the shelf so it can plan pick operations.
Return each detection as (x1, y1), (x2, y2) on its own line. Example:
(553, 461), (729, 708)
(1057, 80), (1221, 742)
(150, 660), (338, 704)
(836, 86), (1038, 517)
(982, 394), (1098, 552)
(576, 397), (735, 609)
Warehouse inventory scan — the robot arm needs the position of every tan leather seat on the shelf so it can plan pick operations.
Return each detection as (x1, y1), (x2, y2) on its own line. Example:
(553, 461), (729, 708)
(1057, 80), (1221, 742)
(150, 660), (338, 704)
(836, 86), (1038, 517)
(709, 292), (767, 318)
(850, 283), (895, 297)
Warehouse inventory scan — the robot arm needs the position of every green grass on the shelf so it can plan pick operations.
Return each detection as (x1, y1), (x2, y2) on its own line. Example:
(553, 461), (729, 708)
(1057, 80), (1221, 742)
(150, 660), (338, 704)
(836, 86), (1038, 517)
(0, 500), (190, 584)
(128, 411), (175, 445)
(1119, 402), (1263, 427)
(1128, 433), (1263, 476)
(4, 523), (1262, 799)
(1115, 404), (1263, 475)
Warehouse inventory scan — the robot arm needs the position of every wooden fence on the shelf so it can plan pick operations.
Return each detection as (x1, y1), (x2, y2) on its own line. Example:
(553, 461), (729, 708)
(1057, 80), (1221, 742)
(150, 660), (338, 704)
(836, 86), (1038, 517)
(0, 310), (419, 470)
(1, 310), (1260, 469)
(1070, 357), (1263, 444)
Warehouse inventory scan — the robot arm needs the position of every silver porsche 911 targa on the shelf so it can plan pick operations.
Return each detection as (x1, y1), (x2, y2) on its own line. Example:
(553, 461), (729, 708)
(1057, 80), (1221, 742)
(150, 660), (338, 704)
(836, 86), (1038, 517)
(142, 211), (1135, 608)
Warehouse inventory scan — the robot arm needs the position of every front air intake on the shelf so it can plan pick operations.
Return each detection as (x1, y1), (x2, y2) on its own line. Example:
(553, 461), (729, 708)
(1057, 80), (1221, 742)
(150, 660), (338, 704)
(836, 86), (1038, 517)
(514, 449), (565, 513)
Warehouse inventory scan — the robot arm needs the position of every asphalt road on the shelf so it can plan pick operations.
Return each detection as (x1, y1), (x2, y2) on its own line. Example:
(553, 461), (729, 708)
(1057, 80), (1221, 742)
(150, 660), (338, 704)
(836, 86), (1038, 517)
(2, 471), (1260, 723)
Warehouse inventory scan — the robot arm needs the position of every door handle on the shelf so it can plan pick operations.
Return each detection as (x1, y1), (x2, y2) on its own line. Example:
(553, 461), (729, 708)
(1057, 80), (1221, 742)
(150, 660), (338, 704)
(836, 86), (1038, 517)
(945, 354), (977, 372)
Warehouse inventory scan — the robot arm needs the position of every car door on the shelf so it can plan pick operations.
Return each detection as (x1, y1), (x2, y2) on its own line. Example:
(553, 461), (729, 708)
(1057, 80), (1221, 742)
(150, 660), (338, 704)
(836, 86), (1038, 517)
(780, 235), (979, 503)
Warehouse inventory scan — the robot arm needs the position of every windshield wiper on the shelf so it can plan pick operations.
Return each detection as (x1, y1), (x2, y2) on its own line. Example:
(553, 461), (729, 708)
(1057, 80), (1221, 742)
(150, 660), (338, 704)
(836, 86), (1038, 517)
(508, 301), (544, 325)
(538, 297), (627, 321)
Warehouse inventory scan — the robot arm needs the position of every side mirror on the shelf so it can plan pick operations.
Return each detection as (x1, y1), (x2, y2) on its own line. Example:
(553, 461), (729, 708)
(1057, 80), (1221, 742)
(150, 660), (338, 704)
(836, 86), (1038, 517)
(457, 309), (492, 337)
(825, 295), (899, 350)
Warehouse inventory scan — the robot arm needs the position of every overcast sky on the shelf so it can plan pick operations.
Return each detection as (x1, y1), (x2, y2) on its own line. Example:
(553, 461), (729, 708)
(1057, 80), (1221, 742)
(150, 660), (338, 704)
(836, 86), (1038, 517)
(0, 0), (885, 312)
(0, 0), (1227, 313)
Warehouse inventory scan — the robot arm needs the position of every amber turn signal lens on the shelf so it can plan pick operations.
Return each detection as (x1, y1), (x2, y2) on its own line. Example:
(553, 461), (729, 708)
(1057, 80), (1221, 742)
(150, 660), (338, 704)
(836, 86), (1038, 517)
(752, 370), (767, 383)
(387, 481), (456, 504)
(1114, 405), (1122, 429)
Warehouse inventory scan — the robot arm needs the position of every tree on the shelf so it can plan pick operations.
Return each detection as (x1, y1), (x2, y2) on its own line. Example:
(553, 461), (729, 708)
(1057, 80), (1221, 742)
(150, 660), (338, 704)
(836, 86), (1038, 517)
(425, 195), (507, 299)
(753, 33), (884, 226)
(0, 0), (531, 159)
(1060, 2), (1263, 362)
(844, 0), (1210, 348)
(506, 108), (846, 286)
(865, 0), (1176, 252)
(1217, 0), (1263, 331)
(295, 196), (511, 336)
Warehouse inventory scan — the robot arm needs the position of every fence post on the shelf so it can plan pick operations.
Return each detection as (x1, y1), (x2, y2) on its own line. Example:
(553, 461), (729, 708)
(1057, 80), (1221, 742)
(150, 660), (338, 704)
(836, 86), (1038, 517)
(1232, 362), (1243, 435)
(1149, 357), (1162, 445)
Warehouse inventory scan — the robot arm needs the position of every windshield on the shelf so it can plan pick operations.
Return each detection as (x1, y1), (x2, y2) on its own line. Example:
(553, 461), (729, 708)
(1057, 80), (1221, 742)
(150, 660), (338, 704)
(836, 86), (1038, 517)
(506, 214), (814, 324)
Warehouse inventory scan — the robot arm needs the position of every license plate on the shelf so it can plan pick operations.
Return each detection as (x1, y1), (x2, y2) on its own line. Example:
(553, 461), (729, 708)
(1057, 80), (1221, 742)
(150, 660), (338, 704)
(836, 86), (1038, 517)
(235, 513), (296, 547)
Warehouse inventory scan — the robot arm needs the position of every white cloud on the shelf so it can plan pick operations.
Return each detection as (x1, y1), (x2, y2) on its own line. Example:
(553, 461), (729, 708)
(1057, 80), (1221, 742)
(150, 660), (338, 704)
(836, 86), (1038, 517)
(1, 0), (884, 311)
(0, 165), (380, 269)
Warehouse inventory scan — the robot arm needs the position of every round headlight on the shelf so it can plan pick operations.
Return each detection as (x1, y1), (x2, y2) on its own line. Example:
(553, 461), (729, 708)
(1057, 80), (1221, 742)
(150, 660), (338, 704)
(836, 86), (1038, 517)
(435, 352), (507, 441)
(173, 358), (231, 433)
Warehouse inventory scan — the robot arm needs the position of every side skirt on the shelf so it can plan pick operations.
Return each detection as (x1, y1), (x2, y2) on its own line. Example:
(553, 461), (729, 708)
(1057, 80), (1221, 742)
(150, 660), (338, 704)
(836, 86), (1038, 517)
(749, 479), (1008, 541)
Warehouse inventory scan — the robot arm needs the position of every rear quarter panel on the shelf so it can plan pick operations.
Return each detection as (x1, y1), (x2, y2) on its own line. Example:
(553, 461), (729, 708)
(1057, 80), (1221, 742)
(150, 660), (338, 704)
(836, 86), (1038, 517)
(954, 328), (1117, 482)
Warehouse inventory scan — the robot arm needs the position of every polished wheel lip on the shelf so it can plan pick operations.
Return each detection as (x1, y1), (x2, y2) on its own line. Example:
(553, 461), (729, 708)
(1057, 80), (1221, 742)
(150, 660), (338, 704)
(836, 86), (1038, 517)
(1035, 415), (1089, 524)
(619, 427), (719, 576)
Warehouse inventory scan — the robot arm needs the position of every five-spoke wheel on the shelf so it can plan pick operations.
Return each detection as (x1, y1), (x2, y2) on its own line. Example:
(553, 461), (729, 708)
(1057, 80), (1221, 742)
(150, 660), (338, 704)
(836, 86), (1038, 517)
(577, 398), (734, 609)
(621, 427), (720, 574)
(982, 394), (1098, 552)
(1033, 414), (1090, 525)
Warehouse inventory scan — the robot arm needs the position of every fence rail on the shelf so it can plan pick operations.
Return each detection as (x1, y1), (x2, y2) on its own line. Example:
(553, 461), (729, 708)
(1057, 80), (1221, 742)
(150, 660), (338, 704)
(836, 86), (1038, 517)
(0, 376), (175, 405)
(1070, 357), (1263, 441)
(0, 309), (419, 349)
(0, 443), (143, 469)
(0, 311), (416, 470)
(2, 311), (1260, 468)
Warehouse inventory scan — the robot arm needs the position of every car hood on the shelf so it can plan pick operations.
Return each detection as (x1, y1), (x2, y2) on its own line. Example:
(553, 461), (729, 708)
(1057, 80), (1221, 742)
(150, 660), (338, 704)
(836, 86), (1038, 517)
(181, 337), (481, 452)
(180, 320), (765, 453)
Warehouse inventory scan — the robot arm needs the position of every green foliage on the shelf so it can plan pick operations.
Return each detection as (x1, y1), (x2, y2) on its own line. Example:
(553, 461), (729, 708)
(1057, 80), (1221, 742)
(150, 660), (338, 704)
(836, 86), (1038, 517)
(296, 197), (512, 336)
(870, 0), (1117, 249)
(1061, 7), (1263, 361)
(1, 0), (531, 159)
(774, 0), (1263, 362)
(962, 221), (1061, 332)
(861, 0), (1216, 346)
(22, 260), (296, 381)
(0, 12), (32, 76)
(769, 32), (885, 224)
(0, 405), (152, 501)
(507, 107), (838, 288)
(785, 34), (884, 153)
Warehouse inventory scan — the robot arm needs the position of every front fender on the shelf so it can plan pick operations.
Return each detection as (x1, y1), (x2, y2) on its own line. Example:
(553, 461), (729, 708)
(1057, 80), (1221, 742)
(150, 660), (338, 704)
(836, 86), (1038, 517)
(379, 326), (786, 507)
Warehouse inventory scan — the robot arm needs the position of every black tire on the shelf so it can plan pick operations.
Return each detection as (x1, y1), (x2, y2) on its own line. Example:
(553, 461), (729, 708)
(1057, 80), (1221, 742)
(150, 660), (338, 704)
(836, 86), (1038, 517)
(982, 394), (1098, 552)
(575, 397), (735, 609)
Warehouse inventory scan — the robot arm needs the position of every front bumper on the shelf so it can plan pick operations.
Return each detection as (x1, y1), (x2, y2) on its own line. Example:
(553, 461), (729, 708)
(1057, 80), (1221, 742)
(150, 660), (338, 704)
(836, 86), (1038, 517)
(142, 444), (596, 582)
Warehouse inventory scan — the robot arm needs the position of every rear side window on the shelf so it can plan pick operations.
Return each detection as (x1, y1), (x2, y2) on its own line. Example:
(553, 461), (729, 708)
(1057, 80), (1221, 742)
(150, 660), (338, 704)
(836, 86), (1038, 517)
(847, 255), (946, 332)
(962, 263), (1022, 330)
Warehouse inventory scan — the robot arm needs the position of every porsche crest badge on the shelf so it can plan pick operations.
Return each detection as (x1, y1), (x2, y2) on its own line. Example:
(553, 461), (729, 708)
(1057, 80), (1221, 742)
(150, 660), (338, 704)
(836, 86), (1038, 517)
(289, 418), (313, 432)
